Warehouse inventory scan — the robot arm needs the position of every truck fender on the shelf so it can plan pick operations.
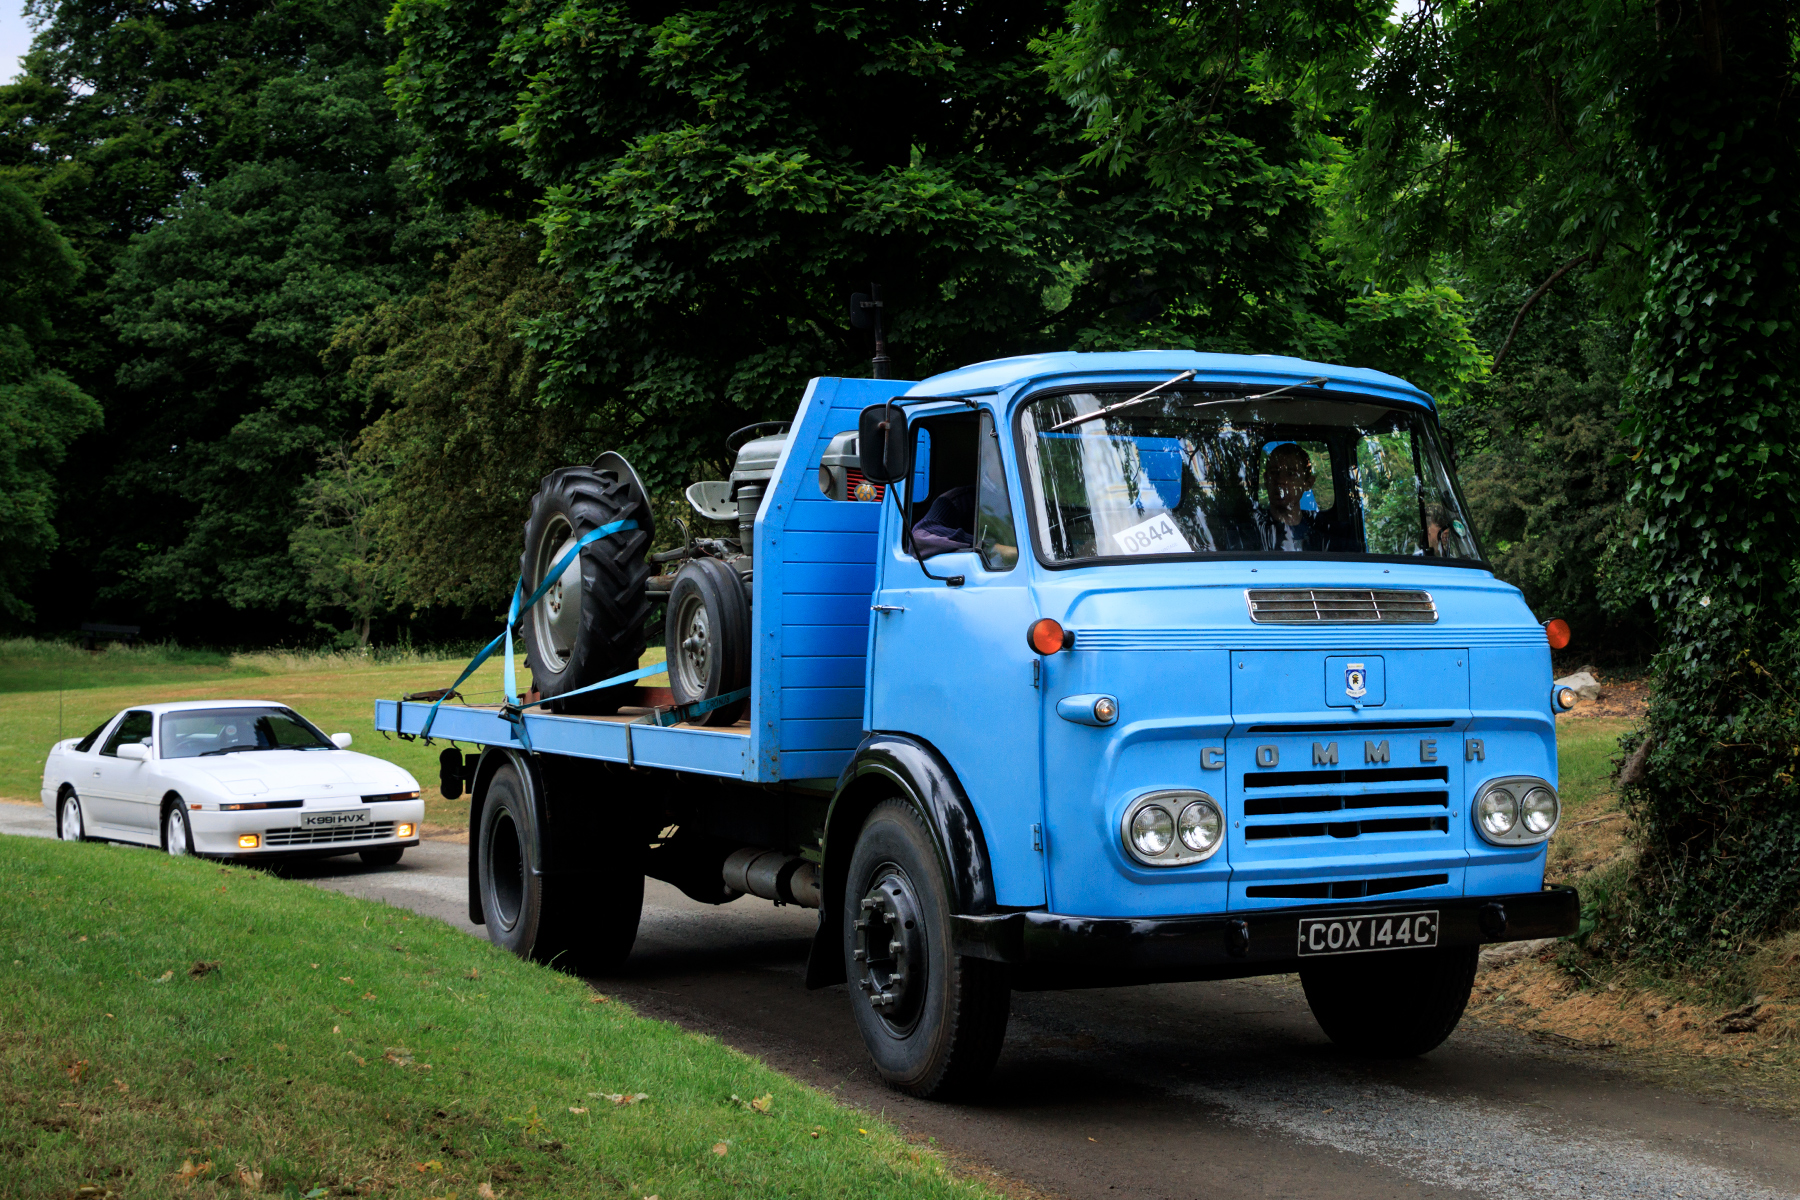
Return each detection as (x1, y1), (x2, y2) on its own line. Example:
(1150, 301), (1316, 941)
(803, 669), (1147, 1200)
(805, 732), (998, 989)
(466, 747), (547, 925)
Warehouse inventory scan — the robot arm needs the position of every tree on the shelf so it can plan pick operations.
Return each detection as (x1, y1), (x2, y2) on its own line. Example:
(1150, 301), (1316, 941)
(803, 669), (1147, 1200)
(1341, 0), (1800, 953)
(289, 445), (397, 647)
(385, 0), (1361, 494)
(1, 0), (457, 639)
(331, 220), (578, 615)
(0, 182), (103, 624)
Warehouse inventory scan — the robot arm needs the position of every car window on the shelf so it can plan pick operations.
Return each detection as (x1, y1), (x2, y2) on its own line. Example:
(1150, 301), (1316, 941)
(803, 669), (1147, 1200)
(100, 711), (153, 757)
(74, 718), (113, 754)
(159, 707), (335, 759)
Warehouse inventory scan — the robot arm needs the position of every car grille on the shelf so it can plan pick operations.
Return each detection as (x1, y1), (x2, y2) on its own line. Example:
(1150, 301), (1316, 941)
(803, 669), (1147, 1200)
(265, 821), (396, 846)
(1245, 589), (1437, 623)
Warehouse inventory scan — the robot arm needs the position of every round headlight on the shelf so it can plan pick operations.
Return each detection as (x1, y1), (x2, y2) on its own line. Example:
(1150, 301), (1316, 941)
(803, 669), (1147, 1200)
(1520, 787), (1558, 834)
(1478, 787), (1517, 836)
(1130, 805), (1174, 857)
(1177, 799), (1222, 853)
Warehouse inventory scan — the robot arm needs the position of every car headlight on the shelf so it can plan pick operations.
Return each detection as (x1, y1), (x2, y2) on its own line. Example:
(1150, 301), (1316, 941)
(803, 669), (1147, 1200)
(1473, 777), (1558, 845)
(1122, 791), (1224, 866)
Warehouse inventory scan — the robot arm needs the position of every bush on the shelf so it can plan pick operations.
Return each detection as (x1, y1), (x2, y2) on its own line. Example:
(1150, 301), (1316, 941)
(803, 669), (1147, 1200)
(1616, 615), (1800, 960)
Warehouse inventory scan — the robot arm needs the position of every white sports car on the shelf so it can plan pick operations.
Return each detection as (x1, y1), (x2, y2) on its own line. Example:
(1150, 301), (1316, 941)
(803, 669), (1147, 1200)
(40, 700), (424, 864)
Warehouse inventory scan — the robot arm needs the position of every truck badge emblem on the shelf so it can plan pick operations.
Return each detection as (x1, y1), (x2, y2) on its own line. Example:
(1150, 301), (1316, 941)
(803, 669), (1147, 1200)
(854, 480), (877, 502)
(1344, 663), (1368, 700)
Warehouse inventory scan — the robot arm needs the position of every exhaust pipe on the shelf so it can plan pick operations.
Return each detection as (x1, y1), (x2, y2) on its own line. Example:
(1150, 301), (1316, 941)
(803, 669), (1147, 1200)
(722, 847), (821, 909)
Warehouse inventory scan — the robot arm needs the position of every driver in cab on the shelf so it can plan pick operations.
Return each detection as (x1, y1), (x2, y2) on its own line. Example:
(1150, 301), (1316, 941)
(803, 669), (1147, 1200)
(1259, 442), (1325, 552)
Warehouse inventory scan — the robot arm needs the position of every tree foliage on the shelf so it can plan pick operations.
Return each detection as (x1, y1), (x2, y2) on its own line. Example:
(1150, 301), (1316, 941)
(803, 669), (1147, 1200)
(385, 0), (1369, 494)
(0, 182), (103, 623)
(1, 0), (455, 638)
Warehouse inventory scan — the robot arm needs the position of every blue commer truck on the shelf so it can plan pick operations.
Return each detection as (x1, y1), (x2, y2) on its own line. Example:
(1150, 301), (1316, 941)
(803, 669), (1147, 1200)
(376, 351), (1580, 1099)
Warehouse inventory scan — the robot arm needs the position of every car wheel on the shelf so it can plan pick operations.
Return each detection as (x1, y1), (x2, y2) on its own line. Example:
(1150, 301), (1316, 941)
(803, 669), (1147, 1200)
(58, 792), (87, 842)
(163, 803), (194, 857)
(1300, 944), (1480, 1057)
(842, 799), (1012, 1099)
(360, 846), (404, 867)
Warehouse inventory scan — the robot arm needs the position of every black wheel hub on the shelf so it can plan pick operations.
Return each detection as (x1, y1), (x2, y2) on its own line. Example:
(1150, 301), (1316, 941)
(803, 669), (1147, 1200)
(854, 869), (927, 1032)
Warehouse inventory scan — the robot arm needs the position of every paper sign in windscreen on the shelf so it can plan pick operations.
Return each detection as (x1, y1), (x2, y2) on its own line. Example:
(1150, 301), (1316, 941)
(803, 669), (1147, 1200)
(1112, 512), (1193, 556)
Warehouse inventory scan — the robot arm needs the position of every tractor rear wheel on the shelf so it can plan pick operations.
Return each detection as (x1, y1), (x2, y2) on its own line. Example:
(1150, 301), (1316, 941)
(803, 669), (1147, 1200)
(520, 453), (655, 712)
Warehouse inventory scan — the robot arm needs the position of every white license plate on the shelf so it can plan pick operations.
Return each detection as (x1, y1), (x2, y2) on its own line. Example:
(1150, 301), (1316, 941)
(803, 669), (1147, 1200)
(300, 810), (370, 829)
(1296, 910), (1439, 956)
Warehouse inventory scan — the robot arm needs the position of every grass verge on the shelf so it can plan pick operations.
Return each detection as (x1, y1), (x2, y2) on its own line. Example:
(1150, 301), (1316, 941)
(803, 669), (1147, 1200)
(1, 834), (989, 1199)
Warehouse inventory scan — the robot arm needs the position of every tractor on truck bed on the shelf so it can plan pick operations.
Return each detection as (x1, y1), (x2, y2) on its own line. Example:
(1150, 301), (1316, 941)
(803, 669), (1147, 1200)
(376, 351), (1580, 1099)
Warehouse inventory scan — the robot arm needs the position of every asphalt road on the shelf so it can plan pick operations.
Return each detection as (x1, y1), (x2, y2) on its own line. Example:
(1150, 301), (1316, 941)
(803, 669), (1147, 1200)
(6, 804), (1796, 1200)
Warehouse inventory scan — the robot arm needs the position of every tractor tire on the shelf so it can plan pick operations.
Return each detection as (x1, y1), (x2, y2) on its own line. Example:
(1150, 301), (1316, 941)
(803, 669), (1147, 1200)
(520, 454), (655, 713)
(664, 556), (751, 726)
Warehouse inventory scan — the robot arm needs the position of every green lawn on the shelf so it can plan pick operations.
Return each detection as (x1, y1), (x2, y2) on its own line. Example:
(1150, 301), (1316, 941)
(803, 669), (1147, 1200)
(0, 641), (668, 827)
(0, 834), (985, 1200)
(1554, 717), (1634, 818)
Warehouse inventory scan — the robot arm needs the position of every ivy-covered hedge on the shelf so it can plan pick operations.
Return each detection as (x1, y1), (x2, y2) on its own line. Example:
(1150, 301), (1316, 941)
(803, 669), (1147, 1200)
(1618, 619), (1800, 957)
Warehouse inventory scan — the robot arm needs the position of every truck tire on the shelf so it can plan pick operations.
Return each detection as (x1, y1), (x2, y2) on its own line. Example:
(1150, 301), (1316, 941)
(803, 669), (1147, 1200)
(665, 556), (751, 726)
(476, 761), (642, 974)
(1299, 944), (1479, 1057)
(521, 456), (654, 713)
(843, 799), (1011, 1099)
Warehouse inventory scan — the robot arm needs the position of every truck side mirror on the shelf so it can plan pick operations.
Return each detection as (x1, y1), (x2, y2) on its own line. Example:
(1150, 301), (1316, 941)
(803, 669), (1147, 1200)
(857, 403), (909, 484)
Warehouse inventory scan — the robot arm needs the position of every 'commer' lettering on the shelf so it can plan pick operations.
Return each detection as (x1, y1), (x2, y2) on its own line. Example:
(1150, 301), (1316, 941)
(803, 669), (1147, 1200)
(1466, 738), (1486, 762)
(1420, 738), (1438, 763)
(1364, 740), (1390, 764)
(1313, 741), (1339, 766)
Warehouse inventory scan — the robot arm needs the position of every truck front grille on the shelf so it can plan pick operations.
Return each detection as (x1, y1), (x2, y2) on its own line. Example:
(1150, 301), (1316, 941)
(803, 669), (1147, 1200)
(1245, 589), (1437, 624)
(265, 822), (396, 846)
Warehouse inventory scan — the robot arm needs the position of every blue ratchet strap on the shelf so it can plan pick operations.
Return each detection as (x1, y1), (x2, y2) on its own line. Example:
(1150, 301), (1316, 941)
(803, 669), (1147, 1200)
(524, 658), (670, 708)
(417, 519), (640, 742)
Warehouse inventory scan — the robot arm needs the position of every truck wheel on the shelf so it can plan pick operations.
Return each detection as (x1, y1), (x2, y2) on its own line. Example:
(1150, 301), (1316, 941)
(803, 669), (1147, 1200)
(1299, 944), (1479, 1057)
(842, 800), (1011, 1099)
(665, 556), (750, 726)
(521, 454), (654, 712)
(477, 762), (642, 974)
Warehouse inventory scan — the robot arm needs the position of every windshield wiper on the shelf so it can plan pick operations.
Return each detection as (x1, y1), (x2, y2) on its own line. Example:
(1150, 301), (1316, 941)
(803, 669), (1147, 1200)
(1045, 372), (1332, 433)
(1046, 370), (1196, 432)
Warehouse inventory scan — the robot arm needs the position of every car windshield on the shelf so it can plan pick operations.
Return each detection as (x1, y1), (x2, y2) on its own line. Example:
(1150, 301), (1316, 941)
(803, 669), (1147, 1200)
(160, 707), (334, 759)
(1019, 390), (1483, 565)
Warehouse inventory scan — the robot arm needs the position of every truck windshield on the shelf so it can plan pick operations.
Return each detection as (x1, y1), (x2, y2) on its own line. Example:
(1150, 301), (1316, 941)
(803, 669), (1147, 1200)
(1019, 390), (1482, 565)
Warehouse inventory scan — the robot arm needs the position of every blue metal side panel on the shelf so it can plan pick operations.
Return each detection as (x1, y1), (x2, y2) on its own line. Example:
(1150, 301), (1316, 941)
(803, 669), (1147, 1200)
(749, 375), (915, 781)
(1463, 643), (1557, 896)
(371, 700), (748, 779)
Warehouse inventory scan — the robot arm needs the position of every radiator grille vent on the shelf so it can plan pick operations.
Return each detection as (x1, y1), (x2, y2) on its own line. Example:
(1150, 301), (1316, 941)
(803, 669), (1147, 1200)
(1245, 589), (1437, 624)
(265, 821), (396, 847)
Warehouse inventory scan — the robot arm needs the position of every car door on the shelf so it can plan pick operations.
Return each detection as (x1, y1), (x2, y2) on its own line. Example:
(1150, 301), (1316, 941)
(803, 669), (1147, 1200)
(89, 710), (157, 839)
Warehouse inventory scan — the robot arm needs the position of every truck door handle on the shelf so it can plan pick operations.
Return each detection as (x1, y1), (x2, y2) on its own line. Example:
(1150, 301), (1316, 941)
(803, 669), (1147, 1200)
(870, 605), (905, 613)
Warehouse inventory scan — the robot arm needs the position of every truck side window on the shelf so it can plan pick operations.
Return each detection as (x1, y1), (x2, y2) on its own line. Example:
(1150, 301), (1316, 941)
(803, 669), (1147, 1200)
(907, 415), (980, 559)
(975, 410), (1018, 571)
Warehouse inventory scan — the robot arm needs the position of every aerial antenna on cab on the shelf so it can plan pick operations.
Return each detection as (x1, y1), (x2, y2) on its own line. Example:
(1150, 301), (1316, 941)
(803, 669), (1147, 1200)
(849, 284), (889, 379)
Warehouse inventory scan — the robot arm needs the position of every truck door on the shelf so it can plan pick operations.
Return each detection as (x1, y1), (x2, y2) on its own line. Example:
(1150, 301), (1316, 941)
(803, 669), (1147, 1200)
(868, 407), (1046, 907)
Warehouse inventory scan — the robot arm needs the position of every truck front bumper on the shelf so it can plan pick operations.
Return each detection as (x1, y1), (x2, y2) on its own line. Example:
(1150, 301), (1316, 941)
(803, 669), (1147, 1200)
(951, 886), (1579, 991)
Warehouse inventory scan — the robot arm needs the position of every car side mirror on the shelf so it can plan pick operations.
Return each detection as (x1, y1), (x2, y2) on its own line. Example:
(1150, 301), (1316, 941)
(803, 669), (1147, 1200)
(331, 732), (353, 749)
(857, 403), (909, 484)
(117, 743), (149, 762)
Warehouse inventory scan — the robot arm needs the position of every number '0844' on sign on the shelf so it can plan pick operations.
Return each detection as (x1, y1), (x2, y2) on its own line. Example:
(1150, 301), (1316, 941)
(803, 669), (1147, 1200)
(1295, 911), (1439, 957)
(1111, 512), (1194, 556)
